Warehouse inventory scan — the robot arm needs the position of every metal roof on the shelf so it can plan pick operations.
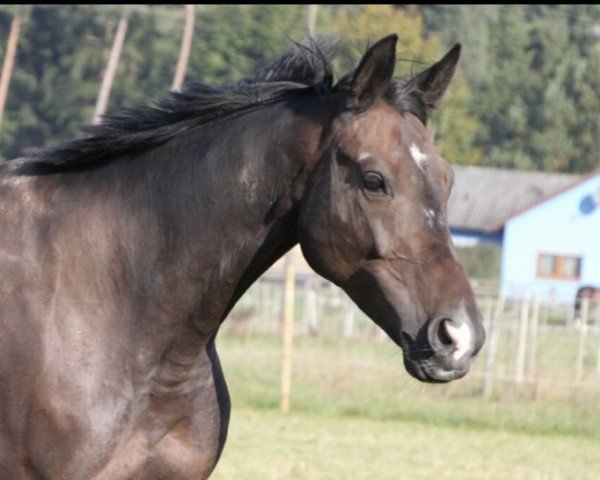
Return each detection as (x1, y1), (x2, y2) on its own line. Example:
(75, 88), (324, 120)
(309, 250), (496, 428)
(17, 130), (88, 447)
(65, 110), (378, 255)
(448, 166), (583, 232)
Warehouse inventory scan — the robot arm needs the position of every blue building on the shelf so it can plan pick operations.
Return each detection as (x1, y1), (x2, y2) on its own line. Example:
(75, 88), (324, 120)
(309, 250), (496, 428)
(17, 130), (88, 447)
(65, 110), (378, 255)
(448, 167), (600, 303)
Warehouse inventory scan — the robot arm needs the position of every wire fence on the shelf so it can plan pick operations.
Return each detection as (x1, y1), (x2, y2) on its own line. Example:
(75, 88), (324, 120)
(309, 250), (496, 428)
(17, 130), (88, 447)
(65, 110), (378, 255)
(224, 272), (600, 400)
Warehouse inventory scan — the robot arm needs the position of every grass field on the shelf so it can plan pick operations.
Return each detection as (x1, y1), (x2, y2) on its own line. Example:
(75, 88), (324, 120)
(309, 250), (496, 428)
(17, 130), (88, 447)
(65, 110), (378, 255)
(212, 408), (600, 480)
(210, 332), (600, 479)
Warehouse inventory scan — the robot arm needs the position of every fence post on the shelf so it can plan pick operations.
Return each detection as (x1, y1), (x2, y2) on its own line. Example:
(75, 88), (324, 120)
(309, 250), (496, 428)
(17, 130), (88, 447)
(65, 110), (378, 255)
(258, 281), (268, 331)
(597, 345), (600, 379)
(483, 297), (494, 336)
(342, 303), (355, 338)
(280, 251), (296, 413)
(575, 298), (589, 383)
(377, 325), (388, 342)
(302, 278), (319, 336)
(483, 291), (505, 398)
(596, 322), (600, 378)
(514, 290), (530, 387)
(527, 294), (540, 379)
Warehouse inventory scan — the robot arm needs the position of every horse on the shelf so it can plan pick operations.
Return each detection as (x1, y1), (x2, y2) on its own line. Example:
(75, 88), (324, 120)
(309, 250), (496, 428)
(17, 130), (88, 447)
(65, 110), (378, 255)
(0, 34), (485, 479)
(574, 286), (600, 324)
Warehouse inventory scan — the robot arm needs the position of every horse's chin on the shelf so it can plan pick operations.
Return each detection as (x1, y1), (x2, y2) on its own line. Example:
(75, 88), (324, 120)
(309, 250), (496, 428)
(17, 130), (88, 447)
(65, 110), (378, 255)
(402, 355), (469, 383)
(373, 316), (458, 383)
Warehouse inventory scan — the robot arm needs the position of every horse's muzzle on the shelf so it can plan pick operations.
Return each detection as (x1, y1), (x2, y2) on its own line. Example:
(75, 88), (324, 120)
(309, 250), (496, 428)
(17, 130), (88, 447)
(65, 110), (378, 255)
(403, 307), (485, 383)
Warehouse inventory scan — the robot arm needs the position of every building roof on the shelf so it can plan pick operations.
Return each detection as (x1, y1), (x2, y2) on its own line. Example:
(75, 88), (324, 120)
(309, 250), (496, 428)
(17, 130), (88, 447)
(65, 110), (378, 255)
(448, 166), (584, 233)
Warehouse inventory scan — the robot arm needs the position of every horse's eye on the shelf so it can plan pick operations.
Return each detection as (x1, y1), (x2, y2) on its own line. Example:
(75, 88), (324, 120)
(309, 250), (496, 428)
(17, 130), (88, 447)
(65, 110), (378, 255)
(363, 172), (385, 191)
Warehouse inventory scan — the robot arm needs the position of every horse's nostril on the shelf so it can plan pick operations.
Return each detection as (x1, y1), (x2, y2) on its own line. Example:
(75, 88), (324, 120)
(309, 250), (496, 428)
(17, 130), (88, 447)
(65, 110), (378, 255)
(437, 318), (455, 347)
(428, 317), (454, 351)
(428, 316), (474, 362)
(419, 312), (478, 381)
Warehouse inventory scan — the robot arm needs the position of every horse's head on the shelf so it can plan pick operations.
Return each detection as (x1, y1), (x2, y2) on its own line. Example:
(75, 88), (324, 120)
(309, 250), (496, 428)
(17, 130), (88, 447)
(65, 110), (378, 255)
(299, 35), (485, 382)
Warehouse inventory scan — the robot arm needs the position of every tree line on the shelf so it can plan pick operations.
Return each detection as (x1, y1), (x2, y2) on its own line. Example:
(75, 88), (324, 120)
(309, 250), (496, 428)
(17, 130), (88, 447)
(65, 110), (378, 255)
(0, 5), (597, 173)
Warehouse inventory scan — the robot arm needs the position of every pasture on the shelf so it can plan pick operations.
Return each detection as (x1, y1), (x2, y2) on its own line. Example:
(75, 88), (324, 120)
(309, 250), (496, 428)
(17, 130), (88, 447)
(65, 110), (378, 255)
(211, 272), (600, 479)
(212, 332), (600, 479)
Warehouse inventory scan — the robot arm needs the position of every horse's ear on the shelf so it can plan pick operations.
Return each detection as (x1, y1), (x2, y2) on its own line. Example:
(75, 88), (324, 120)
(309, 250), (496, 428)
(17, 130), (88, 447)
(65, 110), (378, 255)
(407, 43), (461, 110)
(341, 34), (398, 111)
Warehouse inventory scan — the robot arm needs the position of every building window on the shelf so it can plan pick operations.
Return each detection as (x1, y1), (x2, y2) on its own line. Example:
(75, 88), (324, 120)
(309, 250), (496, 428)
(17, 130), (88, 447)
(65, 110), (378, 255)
(536, 253), (581, 280)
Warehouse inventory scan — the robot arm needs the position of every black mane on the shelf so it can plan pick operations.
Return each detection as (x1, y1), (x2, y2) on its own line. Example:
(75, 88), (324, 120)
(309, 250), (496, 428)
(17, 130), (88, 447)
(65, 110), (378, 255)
(29, 37), (427, 168)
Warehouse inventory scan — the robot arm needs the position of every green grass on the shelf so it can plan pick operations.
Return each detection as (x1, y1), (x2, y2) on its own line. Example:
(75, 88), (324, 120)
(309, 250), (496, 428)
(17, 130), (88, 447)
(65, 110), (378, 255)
(211, 332), (600, 479)
(212, 408), (600, 480)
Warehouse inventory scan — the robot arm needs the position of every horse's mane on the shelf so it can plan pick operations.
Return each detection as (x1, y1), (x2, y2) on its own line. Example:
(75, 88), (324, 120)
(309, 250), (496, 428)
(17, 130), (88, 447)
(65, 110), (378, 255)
(29, 37), (426, 168)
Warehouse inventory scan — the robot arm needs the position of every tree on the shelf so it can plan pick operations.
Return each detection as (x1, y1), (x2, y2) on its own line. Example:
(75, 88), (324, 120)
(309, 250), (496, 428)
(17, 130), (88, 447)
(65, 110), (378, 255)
(188, 5), (308, 85)
(92, 12), (129, 124)
(0, 6), (24, 135)
(421, 4), (600, 173)
(171, 4), (195, 92)
(306, 5), (318, 36)
(106, 5), (181, 112)
(0, 5), (595, 173)
(0, 5), (109, 159)
(335, 5), (482, 166)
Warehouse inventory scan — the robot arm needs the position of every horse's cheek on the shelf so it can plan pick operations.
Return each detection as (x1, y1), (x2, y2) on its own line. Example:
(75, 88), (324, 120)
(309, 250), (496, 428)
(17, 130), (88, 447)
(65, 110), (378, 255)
(298, 202), (332, 277)
(365, 217), (395, 258)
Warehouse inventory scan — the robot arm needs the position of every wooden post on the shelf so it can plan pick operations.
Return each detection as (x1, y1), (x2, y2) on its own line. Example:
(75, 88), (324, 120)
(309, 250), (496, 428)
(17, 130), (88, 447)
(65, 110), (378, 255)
(596, 325), (600, 378)
(93, 14), (129, 124)
(540, 300), (549, 338)
(280, 251), (296, 413)
(514, 291), (530, 386)
(527, 294), (540, 379)
(483, 292), (505, 398)
(0, 12), (22, 134)
(342, 302), (355, 338)
(258, 280), (267, 328)
(575, 298), (589, 383)
(377, 324), (388, 342)
(596, 345), (600, 379)
(483, 297), (494, 335)
(171, 4), (195, 92)
(303, 278), (318, 336)
(307, 5), (318, 36)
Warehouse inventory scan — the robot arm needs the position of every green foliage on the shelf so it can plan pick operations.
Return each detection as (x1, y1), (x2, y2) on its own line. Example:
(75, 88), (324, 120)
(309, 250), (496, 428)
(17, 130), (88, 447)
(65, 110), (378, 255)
(1, 5), (107, 159)
(421, 5), (600, 173)
(455, 244), (501, 280)
(333, 5), (481, 166)
(0, 5), (597, 173)
(108, 6), (180, 110)
(188, 5), (307, 86)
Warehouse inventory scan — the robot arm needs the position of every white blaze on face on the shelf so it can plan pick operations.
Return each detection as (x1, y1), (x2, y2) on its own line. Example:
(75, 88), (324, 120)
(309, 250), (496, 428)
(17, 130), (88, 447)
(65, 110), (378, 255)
(409, 143), (428, 171)
(443, 321), (473, 360)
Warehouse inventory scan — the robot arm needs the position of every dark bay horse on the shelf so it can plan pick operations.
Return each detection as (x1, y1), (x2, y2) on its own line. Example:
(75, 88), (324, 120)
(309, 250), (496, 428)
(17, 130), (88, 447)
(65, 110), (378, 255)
(0, 35), (484, 479)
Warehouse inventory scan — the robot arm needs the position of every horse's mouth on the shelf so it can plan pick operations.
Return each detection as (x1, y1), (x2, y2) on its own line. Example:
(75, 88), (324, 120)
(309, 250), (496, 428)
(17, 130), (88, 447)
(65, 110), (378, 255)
(403, 355), (470, 383)
(400, 332), (473, 383)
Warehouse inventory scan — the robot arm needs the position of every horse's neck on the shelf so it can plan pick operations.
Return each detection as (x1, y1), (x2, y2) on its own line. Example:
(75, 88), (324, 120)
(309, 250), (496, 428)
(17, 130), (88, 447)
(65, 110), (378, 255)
(121, 105), (321, 337)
